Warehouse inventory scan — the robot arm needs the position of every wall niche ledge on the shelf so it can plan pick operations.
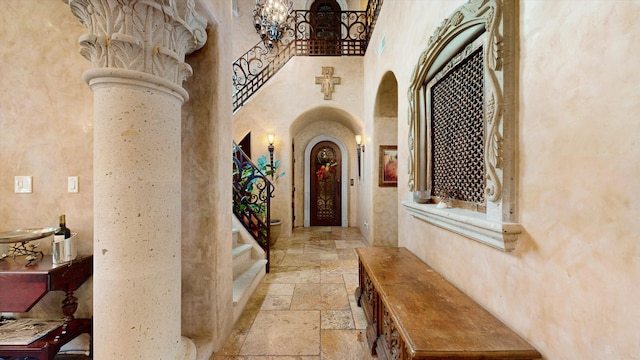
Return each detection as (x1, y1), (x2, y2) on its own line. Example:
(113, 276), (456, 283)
(401, 201), (522, 251)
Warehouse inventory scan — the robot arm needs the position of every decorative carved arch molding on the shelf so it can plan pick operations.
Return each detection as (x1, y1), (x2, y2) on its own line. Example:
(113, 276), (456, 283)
(402, 0), (521, 251)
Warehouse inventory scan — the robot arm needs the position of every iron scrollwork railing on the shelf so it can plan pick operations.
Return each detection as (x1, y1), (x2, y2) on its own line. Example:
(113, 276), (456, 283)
(365, 0), (383, 48)
(292, 10), (368, 56)
(232, 39), (296, 112)
(232, 142), (272, 272)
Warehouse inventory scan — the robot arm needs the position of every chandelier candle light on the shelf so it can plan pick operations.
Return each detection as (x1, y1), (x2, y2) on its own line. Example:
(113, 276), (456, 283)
(254, 0), (293, 49)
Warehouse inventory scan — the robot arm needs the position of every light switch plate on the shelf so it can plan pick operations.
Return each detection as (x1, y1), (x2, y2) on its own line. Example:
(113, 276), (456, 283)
(68, 176), (79, 193)
(15, 176), (32, 193)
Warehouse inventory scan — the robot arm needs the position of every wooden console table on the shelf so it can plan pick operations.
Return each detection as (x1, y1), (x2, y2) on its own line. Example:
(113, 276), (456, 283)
(355, 247), (541, 359)
(0, 255), (93, 360)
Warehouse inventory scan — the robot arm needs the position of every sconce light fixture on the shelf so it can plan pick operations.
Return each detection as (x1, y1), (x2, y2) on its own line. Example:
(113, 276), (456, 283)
(355, 135), (364, 178)
(267, 133), (275, 179)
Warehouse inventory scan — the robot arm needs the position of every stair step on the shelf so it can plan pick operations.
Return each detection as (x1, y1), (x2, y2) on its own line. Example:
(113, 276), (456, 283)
(233, 259), (268, 303)
(233, 259), (268, 323)
(232, 227), (239, 248)
(232, 244), (254, 279)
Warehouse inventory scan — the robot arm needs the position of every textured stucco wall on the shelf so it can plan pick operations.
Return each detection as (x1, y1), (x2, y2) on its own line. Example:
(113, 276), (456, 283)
(365, 1), (640, 358)
(182, 0), (235, 355)
(0, 1), (94, 318)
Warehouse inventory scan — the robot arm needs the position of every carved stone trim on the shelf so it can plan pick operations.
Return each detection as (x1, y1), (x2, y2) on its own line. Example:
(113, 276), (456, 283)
(402, 200), (522, 251)
(64, 0), (207, 87)
(404, 0), (521, 251)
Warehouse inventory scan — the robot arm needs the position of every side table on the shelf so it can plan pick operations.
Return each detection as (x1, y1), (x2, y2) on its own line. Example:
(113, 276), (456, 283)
(0, 255), (93, 360)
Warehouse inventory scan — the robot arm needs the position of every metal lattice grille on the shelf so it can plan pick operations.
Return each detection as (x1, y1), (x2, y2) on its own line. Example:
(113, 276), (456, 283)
(430, 47), (485, 204)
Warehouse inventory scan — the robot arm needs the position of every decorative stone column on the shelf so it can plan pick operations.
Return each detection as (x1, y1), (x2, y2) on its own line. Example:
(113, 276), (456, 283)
(64, 1), (206, 358)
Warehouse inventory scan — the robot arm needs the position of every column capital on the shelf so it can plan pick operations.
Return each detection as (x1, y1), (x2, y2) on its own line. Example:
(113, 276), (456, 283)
(64, 0), (207, 87)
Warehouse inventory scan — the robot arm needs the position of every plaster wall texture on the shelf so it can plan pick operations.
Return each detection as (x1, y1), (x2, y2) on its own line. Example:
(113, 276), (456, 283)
(233, 55), (364, 236)
(371, 116), (397, 247)
(365, 1), (640, 359)
(0, 1), (94, 318)
(182, 1), (235, 356)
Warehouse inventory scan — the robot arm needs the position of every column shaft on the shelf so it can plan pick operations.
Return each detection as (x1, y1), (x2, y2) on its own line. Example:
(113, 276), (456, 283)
(91, 75), (182, 358)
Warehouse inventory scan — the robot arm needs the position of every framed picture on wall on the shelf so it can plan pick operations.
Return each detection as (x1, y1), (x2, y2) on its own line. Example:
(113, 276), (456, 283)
(379, 145), (398, 187)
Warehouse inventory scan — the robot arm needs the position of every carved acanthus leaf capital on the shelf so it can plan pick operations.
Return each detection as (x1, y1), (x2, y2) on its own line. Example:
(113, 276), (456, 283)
(64, 0), (207, 87)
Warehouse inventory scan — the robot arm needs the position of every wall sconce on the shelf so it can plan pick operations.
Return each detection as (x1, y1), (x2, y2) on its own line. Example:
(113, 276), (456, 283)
(355, 134), (364, 178)
(267, 133), (275, 179)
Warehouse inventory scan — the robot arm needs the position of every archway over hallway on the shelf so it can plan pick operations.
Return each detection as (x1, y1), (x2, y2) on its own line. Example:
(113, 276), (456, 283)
(290, 106), (362, 228)
(371, 71), (399, 246)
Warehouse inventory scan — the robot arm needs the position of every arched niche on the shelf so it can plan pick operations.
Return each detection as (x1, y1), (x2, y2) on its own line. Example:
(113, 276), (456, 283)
(372, 71), (399, 247)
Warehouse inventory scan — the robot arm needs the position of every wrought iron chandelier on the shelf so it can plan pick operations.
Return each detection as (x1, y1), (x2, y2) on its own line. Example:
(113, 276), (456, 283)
(253, 0), (293, 49)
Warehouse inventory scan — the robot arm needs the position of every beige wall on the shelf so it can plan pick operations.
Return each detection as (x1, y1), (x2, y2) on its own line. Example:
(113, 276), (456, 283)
(365, 1), (640, 359)
(182, 0), (235, 354)
(0, 1), (94, 318)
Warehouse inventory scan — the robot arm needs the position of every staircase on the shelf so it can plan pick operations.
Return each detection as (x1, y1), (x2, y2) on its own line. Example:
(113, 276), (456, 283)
(231, 224), (268, 324)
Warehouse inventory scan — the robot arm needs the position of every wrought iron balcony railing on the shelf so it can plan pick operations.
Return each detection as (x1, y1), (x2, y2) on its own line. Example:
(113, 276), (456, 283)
(232, 0), (383, 112)
(292, 10), (368, 56)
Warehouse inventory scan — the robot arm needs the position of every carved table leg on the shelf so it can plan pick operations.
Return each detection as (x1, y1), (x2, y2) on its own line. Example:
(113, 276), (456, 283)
(61, 290), (78, 321)
(54, 289), (78, 343)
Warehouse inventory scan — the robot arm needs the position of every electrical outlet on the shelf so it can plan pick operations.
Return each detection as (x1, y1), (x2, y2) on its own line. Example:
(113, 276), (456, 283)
(14, 176), (32, 193)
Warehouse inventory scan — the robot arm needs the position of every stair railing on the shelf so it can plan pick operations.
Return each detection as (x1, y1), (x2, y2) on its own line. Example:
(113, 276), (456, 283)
(232, 142), (272, 272)
(232, 40), (296, 113)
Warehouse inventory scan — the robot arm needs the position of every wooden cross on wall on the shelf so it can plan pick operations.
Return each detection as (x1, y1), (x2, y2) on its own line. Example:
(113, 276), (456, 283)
(315, 67), (341, 100)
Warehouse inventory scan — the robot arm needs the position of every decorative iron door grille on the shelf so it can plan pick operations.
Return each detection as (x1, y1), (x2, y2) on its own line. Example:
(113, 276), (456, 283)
(427, 40), (485, 209)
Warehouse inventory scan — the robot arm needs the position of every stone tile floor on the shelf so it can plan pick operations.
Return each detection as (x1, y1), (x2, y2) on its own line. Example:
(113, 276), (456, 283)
(212, 226), (374, 360)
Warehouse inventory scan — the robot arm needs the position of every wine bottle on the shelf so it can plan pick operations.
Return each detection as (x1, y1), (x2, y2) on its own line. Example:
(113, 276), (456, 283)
(53, 214), (74, 264)
(54, 214), (71, 242)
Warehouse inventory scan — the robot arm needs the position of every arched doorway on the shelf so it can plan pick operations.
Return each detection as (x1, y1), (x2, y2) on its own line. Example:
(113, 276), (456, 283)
(310, 0), (341, 55)
(310, 141), (342, 225)
(303, 135), (349, 227)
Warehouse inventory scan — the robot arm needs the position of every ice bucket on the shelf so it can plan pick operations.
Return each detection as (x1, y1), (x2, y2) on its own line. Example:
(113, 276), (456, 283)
(52, 233), (77, 265)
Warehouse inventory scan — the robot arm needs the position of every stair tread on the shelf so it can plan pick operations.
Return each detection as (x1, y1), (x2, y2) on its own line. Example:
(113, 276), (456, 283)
(232, 243), (253, 258)
(233, 259), (268, 303)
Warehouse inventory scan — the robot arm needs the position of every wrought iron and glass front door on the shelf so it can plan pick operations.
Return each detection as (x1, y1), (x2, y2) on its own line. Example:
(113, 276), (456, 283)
(310, 141), (342, 226)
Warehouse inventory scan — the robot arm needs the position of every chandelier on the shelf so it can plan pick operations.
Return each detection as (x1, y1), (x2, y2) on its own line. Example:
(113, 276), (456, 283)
(253, 0), (293, 49)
